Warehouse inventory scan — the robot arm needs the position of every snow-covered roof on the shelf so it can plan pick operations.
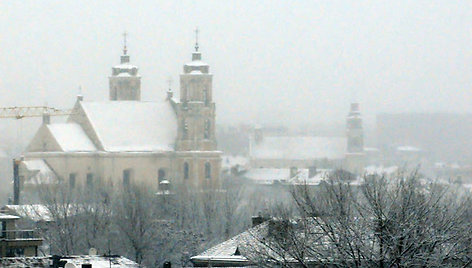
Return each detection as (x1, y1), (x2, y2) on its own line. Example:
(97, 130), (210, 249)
(21, 159), (57, 184)
(0, 256), (138, 267)
(63, 255), (139, 267)
(250, 136), (347, 160)
(80, 101), (177, 152)
(1, 204), (53, 222)
(113, 63), (138, 69)
(199, 222), (268, 257)
(47, 123), (96, 152)
(116, 72), (133, 77)
(222, 155), (249, 169)
(189, 70), (203, 74)
(185, 60), (208, 67)
(0, 212), (20, 220)
(396, 146), (422, 152)
(244, 168), (291, 184)
(364, 165), (399, 176)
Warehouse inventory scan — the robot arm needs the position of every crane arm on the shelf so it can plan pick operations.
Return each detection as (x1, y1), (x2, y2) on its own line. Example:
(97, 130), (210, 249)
(0, 106), (73, 119)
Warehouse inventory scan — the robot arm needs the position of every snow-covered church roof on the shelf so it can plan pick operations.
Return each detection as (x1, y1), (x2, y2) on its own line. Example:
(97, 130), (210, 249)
(78, 100), (177, 152)
(250, 136), (347, 160)
(47, 123), (97, 152)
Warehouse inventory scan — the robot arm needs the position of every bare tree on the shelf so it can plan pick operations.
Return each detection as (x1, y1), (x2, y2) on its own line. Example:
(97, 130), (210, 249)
(246, 170), (472, 267)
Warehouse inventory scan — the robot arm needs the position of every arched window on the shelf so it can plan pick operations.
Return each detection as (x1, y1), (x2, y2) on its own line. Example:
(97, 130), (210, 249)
(205, 162), (211, 180)
(204, 119), (211, 139)
(158, 169), (166, 183)
(183, 162), (189, 180)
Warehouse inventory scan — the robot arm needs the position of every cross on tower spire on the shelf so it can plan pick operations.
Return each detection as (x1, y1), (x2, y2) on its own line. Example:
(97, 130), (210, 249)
(123, 31), (128, 55)
(194, 27), (199, 52)
(166, 77), (173, 90)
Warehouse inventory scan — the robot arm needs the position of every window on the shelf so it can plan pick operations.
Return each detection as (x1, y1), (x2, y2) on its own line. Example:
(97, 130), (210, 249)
(205, 162), (211, 179)
(158, 169), (166, 183)
(182, 119), (188, 139)
(204, 119), (211, 139)
(86, 173), (94, 189)
(69, 173), (76, 189)
(203, 89), (208, 105)
(183, 162), (189, 180)
(0, 221), (5, 238)
(123, 169), (132, 187)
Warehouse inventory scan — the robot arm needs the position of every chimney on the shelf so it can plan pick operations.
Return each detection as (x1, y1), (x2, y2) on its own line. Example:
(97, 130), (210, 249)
(163, 261), (171, 268)
(252, 213), (267, 227)
(308, 166), (317, 178)
(290, 167), (298, 179)
(254, 126), (263, 144)
(13, 159), (20, 205)
(42, 112), (50, 125)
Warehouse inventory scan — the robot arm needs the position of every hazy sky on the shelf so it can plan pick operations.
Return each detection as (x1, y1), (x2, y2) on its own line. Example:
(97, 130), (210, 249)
(0, 0), (471, 131)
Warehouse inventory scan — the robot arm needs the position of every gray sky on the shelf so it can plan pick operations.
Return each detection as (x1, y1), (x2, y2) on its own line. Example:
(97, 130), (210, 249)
(0, 0), (471, 130)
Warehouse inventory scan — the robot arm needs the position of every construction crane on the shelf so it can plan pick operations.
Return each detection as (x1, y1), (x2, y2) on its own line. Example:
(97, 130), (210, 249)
(0, 106), (73, 119)
(0, 106), (73, 205)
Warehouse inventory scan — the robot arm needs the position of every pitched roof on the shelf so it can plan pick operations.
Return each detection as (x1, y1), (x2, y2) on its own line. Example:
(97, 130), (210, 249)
(1, 204), (53, 222)
(79, 100), (177, 152)
(196, 222), (268, 257)
(47, 123), (96, 152)
(21, 159), (57, 184)
(250, 136), (347, 160)
(0, 256), (139, 267)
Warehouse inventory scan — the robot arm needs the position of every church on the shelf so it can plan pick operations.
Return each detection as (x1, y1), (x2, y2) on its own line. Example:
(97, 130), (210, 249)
(248, 102), (365, 175)
(20, 36), (222, 190)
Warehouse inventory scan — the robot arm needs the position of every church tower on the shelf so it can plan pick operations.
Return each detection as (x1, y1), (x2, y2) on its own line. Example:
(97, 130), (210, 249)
(345, 103), (365, 173)
(176, 30), (217, 151)
(346, 103), (363, 153)
(109, 33), (141, 101)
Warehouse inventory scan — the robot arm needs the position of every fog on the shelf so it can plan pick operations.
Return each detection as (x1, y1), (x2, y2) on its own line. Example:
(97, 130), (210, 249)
(2, 2), (472, 265)
(1, 1), (471, 129)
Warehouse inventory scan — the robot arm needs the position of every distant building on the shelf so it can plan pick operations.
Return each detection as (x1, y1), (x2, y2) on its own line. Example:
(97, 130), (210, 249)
(20, 36), (222, 190)
(248, 103), (365, 173)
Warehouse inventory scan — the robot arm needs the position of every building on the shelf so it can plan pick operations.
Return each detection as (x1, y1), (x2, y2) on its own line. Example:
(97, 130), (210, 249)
(20, 36), (222, 190)
(0, 213), (43, 257)
(248, 103), (365, 174)
(0, 255), (139, 267)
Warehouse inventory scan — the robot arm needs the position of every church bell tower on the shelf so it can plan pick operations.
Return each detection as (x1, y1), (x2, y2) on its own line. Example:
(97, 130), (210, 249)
(176, 29), (217, 151)
(345, 103), (365, 173)
(109, 33), (141, 101)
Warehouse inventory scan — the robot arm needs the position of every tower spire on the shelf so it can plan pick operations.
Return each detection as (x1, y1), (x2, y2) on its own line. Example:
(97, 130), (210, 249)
(123, 31), (128, 55)
(120, 32), (130, 64)
(194, 27), (199, 52)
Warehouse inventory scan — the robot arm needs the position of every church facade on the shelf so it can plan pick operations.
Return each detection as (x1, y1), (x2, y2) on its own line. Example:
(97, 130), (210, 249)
(20, 40), (222, 190)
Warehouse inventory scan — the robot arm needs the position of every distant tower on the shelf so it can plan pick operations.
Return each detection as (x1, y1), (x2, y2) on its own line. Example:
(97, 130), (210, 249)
(345, 103), (365, 173)
(176, 28), (217, 151)
(109, 32), (141, 101)
(346, 103), (364, 153)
